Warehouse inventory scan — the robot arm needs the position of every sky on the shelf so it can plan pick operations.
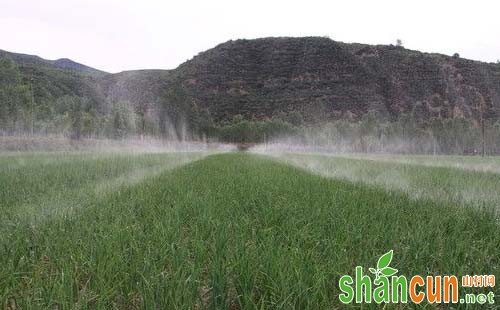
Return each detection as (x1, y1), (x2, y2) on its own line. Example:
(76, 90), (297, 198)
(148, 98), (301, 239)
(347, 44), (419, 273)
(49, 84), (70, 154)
(1, 0), (499, 73)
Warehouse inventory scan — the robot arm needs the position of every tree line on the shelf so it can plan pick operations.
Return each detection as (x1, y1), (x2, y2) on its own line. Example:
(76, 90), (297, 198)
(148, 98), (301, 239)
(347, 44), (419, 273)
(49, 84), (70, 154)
(0, 57), (161, 139)
(209, 111), (500, 155)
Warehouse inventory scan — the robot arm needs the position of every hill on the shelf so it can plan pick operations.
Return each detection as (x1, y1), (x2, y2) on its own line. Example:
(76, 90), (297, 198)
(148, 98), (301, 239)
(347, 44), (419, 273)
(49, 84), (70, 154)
(171, 37), (500, 123)
(0, 49), (107, 76)
(1, 37), (500, 151)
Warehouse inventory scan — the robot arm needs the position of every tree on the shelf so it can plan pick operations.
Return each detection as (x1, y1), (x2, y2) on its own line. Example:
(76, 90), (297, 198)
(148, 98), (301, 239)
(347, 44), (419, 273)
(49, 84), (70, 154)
(274, 111), (304, 127)
(396, 39), (403, 47)
(471, 92), (487, 156)
(0, 57), (29, 133)
(55, 96), (90, 140)
(161, 85), (190, 139)
(111, 101), (135, 139)
(28, 78), (36, 135)
(189, 106), (214, 138)
(359, 112), (378, 152)
(135, 103), (149, 139)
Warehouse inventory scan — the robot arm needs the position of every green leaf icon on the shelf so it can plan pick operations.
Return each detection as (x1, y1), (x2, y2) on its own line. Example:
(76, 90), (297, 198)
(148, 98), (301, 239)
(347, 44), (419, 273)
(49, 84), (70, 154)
(380, 267), (398, 277)
(377, 250), (393, 269)
(369, 268), (377, 274)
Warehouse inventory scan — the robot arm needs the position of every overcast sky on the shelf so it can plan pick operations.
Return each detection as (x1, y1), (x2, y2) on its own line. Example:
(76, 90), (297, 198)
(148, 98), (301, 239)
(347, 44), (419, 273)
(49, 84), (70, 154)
(1, 0), (499, 73)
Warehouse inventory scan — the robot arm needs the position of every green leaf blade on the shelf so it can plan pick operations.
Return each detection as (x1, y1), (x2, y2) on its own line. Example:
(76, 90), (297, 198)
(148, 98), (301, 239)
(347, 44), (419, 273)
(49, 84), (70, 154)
(377, 250), (393, 269)
(380, 267), (398, 277)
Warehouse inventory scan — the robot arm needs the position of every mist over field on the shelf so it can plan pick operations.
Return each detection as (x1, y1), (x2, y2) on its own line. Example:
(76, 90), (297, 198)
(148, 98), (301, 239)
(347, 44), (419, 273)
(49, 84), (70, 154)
(253, 148), (500, 210)
(0, 135), (235, 153)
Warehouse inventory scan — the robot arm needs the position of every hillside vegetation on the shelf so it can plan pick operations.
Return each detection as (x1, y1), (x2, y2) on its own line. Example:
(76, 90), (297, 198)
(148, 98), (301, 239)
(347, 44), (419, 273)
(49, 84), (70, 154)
(1, 38), (500, 153)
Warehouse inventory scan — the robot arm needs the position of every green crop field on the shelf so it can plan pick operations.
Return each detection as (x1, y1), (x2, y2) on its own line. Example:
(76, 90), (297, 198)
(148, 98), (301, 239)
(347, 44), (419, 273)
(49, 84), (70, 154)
(0, 151), (499, 309)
